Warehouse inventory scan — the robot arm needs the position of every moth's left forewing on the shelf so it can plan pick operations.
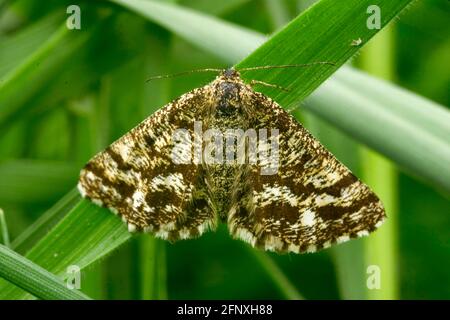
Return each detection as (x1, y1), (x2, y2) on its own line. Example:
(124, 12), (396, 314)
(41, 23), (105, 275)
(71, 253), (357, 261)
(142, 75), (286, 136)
(228, 90), (386, 253)
(78, 86), (217, 240)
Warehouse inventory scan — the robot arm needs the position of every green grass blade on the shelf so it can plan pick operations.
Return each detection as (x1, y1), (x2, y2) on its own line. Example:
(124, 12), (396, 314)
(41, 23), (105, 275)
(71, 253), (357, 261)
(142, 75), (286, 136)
(0, 208), (10, 247)
(183, 0), (252, 16)
(11, 188), (80, 254)
(0, 200), (130, 299)
(306, 81), (450, 192)
(155, 241), (168, 299)
(250, 249), (303, 300)
(335, 66), (450, 143)
(0, 22), (90, 128)
(0, 12), (61, 77)
(263, 0), (291, 31)
(331, 240), (367, 299)
(362, 153), (398, 299)
(359, 26), (399, 299)
(235, 0), (412, 105)
(0, 244), (91, 300)
(139, 236), (158, 299)
(109, 0), (265, 63)
(0, 160), (78, 204)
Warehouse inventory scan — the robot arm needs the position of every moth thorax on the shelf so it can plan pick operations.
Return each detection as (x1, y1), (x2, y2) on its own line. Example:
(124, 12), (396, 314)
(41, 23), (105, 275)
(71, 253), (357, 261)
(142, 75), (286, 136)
(215, 81), (242, 114)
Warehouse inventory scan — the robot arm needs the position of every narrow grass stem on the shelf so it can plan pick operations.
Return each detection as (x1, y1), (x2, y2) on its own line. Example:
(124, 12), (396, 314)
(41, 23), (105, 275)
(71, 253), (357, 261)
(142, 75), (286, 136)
(250, 249), (303, 300)
(359, 25), (399, 300)
(0, 208), (10, 248)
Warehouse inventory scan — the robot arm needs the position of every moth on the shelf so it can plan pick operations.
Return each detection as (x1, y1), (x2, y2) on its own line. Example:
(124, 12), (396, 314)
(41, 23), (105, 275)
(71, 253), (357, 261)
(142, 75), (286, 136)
(78, 68), (385, 254)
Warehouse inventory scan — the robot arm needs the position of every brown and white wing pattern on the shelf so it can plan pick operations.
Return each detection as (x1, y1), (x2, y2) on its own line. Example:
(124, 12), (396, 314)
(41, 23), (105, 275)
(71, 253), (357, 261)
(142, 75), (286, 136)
(228, 90), (386, 253)
(78, 86), (217, 241)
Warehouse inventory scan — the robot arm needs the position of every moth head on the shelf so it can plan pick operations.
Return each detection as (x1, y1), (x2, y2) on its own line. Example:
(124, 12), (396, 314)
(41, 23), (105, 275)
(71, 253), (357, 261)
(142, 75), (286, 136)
(221, 68), (241, 79)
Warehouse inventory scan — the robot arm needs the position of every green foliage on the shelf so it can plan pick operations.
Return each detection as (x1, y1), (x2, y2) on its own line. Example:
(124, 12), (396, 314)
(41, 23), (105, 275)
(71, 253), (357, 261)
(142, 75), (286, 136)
(0, 244), (90, 300)
(0, 0), (448, 300)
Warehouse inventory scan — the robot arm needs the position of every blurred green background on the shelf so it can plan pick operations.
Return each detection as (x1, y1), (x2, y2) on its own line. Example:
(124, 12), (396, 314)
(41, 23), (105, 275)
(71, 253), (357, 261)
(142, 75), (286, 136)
(0, 0), (448, 299)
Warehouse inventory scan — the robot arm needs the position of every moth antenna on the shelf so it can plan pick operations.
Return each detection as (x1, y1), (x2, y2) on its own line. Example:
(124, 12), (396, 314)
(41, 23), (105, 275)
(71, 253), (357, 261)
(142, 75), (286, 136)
(250, 80), (290, 92)
(238, 62), (335, 72)
(146, 68), (224, 82)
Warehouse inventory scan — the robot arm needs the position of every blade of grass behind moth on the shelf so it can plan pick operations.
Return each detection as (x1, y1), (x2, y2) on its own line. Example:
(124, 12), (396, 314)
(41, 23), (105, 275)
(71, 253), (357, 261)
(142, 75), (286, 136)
(0, 200), (131, 299)
(0, 209), (10, 248)
(139, 235), (157, 299)
(77, 66), (113, 301)
(305, 78), (450, 193)
(335, 66), (450, 143)
(0, 22), (91, 129)
(182, 0), (252, 16)
(95, 26), (171, 298)
(359, 25), (399, 300)
(263, 0), (291, 31)
(0, 244), (91, 300)
(155, 241), (168, 299)
(249, 249), (303, 300)
(0, 11), (62, 78)
(89, 68), (128, 300)
(109, 0), (266, 63)
(235, 0), (412, 105)
(68, 96), (98, 167)
(0, 160), (78, 204)
(11, 188), (80, 254)
(72, 90), (107, 300)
